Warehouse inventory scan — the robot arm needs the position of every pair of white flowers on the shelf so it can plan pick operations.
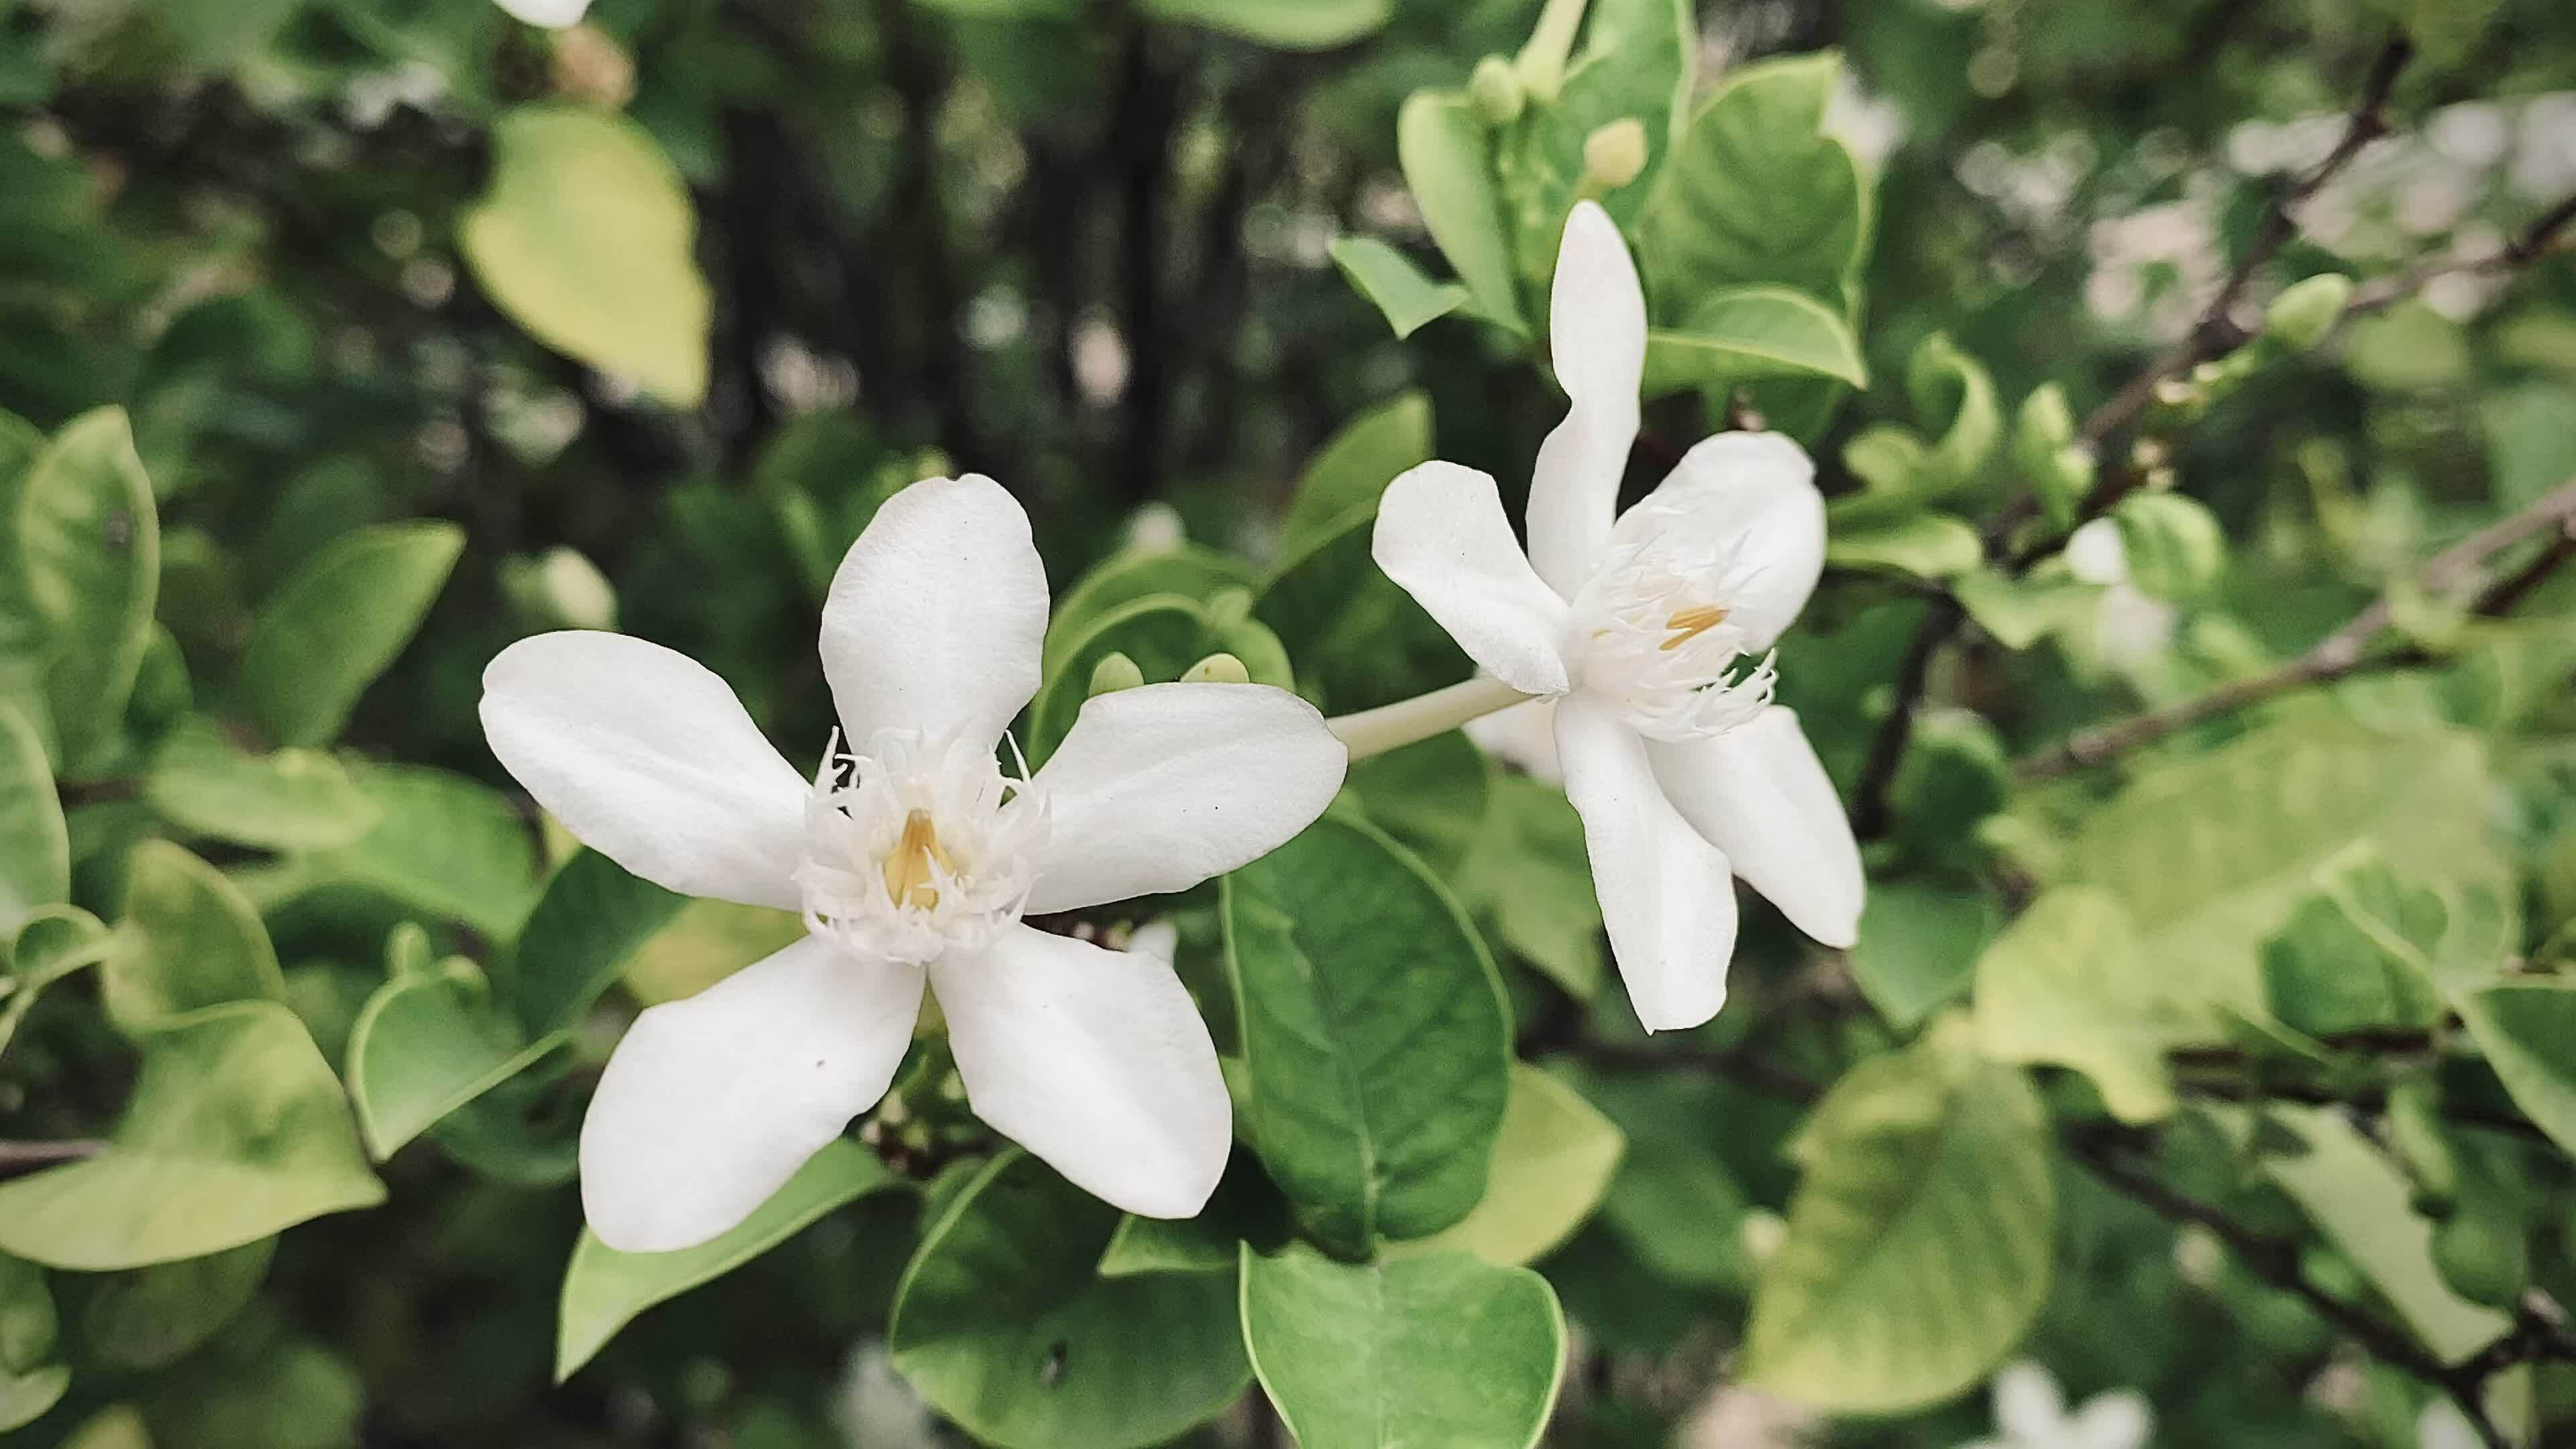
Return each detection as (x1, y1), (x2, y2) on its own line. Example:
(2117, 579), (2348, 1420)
(486, 201), (1860, 1252)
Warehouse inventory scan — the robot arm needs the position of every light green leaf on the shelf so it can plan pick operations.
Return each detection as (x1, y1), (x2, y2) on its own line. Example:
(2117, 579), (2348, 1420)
(1397, 91), (1525, 335)
(0, 700), (65, 935)
(0, 1364), (66, 1433)
(1848, 880), (1994, 1028)
(557, 1140), (903, 1379)
(142, 718), (379, 852)
(1742, 1021), (2053, 1412)
(1240, 1244), (1565, 1449)
(2259, 844), (2447, 1039)
(1096, 1212), (1238, 1278)
(346, 953), (557, 1159)
(239, 521), (464, 749)
(1026, 594), (1294, 764)
(2110, 492), (2226, 602)
(136, 1307), (362, 1449)
(1638, 52), (1868, 315)
(504, 849), (686, 1037)
(0, 1000), (385, 1269)
(2260, 1105), (2509, 1362)
(1138, 0), (1389, 48)
(81, 1238), (273, 1370)
(1455, 771), (1604, 1002)
(17, 408), (159, 773)
(1641, 286), (1866, 394)
(1953, 566), (2098, 651)
(461, 106), (710, 406)
(616, 896), (806, 1006)
(1493, 0), (1693, 280)
(1389, 1065), (1623, 1267)
(1256, 502), (1471, 713)
(1281, 390), (1434, 554)
(1330, 236), (1470, 341)
(1222, 816), (1511, 1256)
(890, 1151), (1250, 1449)
(1043, 545), (1258, 679)
(1904, 331), (2000, 495)
(2455, 982), (2576, 1161)
(1973, 888), (2184, 1123)
(1, 906), (114, 1057)
(286, 764), (542, 938)
(103, 841), (286, 1032)
(1823, 511), (1982, 580)
(0, 1256), (66, 1430)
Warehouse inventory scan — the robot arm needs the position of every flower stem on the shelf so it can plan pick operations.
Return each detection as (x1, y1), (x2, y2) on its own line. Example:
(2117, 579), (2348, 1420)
(1325, 676), (1536, 762)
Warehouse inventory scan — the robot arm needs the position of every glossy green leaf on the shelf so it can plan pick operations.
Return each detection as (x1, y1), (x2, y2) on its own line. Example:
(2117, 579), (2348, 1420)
(81, 1238), (273, 1370)
(460, 107), (710, 406)
(2455, 981), (2576, 1161)
(239, 521), (463, 749)
(1026, 593), (1294, 763)
(1638, 52), (1868, 314)
(0, 1256), (64, 1430)
(17, 408), (159, 772)
(1096, 1212), (1238, 1278)
(1239, 1244), (1565, 1449)
(1848, 879), (1994, 1028)
(1389, 1065), (1623, 1267)
(1138, 0), (1388, 48)
(0, 700), (64, 935)
(1042, 545), (1258, 678)
(2110, 492), (2226, 602)
(1742, 1022), (2053, 1412)
(142, 718), (379, 852)
(1344, 729), (1491, 877)
(504, 848), (686, 1037)
(1974, 888), (2186, 1123)
(1397, 91), (1525, 334)
(1330, 237), (1470, 341)
(557, 1140), (903, 1379)
(136, 1306), (362, 1449)
(2258, 844), (2447, 1038)
(284, 764), (542, 938)
(1222, 815), (1510, 1256)
(1641, 286), (1867, 394)
(1455, 771), (1604, 1002)
(0, 1000), (385, 1269)
(1256, 504), (1470, 713)
(346, 953), (556, 1159)
(1493, 0), (1693, 280)
(0, 1362), (67, 1435)
(1824, 511), (1982, 580)
(1, 906), (113, 1057)
(890, 1151), (1250, 1449)
(1281, 390), (1434, 552)
(102, 841), (285, 1031)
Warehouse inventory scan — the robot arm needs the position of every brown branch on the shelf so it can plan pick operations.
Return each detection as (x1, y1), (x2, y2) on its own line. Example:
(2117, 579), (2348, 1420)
(1851, 595), (1964, 839)
(0, 1139), (103, 1182)
(2017, 475), (2576, 779)
(2335, 186), (2576, 328)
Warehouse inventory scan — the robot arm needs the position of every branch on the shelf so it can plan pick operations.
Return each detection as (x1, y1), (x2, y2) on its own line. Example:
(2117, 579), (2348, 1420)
(2339, 187), (2576, 325)
(1851, 594), (1964, 839)
(0, 1139), (103, 1183)
(2018, 475), (2576, 779)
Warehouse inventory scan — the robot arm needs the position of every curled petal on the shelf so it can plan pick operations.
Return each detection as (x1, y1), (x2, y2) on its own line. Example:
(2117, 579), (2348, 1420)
(1646, 706), (1863, 949)
(1373, 461), (1572, 694)
(1527, 202), (1647, 595)
(1620, 431), (1825, 650)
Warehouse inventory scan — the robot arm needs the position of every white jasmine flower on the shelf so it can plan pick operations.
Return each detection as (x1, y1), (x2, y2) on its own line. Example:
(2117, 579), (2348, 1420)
(2063, 517), (2179, 668)
(1370, 202), (1862, 1031)
(493, 0), (591, 25)
(482, 476), (1347, 1251)
(1962, 1362), (2153, 1449)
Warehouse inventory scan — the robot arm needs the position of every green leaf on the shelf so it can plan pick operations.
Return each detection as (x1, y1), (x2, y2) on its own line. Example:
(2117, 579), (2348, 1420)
(1397, 91), (1525, 335)
(1344, 730), (1491, 878)
(0, 1257), (64, 1429)
(2110, 492), (2226, 602)
(1, 906), (114, 1056)
(81, 1238), (273, 1370)
(0, 1362), (67, 1434)
(1638, 52), (1869, 315)
(1973, 888), (2186, 1124)
(1240, 1244), (1565, 1449)
(1454, 771), (1604, 1002)
(1641, 286), (1866, 394)
(2259, 844), (2447, 1038)
(504, 849), (686, 1038)
(1953, 566), (2098, 651)
(1042, 545), (1258, 679)
(1222, 815), (1511, 1256)
(103, 841), (286, 1032)
(1492, 0), (1693, 280)
(1096, 1212), (1238, 1278)
(0, 700), (65, 935)
(557, 1140), (904, 1380)
(142, 718), (379, 852)
(1389, 1065), (1623, 1267)
(460, 106), (711, 406)
(1848, 880), (1994, 1028)
(2259, 1105), (2509, 1362)
(1282, 391), (1435, 553)
(1026, 594), (1294, 763)
(0, 1000), (385, 1269)
(17, 408), (159, 773)
(151, 0), (305, 68)
(890, 1151), (1250, 1449)
(1903, 331), (2001, 496)
(1137, 0), (1388, 48)
(1823, 511), (1982, 580)
(346, 951), (557, 1159)
(282, 763), (542, 938)
(1256, 505), (1471, 713)
(1330, 237), (1470, 341)
(136, 1307), (362, 1449)
(239, 521), (464, 749)
(1741, 1021), (2053, 1412)
(2455, 982), (2576, 1161)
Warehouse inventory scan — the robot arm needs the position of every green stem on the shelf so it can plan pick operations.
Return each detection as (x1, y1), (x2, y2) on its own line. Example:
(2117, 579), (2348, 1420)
(1325, 676), (1536, 761)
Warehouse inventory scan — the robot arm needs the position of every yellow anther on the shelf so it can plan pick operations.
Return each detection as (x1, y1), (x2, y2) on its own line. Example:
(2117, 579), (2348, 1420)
(1660, 604), (1729, 651)
(881, 808), (951, 910)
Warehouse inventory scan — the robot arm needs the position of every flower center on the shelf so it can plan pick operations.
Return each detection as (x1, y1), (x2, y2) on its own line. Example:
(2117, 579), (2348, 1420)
(794, 729), (1048, 964)
(1566, 496), (1778, 741)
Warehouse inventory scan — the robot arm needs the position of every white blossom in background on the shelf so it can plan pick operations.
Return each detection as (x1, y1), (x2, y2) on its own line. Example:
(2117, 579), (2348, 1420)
(493, 0), (592, 25)
(2417, 1398), (2485, 1449)
(1959, 1362), (2153, 1449)
(2063, 517), (2179, 669)
(482, 476), (1347, 1251)
(1371, 201), (1863, 1032)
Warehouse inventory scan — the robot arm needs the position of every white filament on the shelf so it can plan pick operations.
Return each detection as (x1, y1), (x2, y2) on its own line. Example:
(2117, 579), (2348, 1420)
(794, 728), (1049, 964)
(1566, 493), (1780, 741)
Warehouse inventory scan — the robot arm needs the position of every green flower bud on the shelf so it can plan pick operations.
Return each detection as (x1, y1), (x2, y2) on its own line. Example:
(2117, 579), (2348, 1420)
(1469, 56), (1524, 126)
(1581, 118), (1650, 191)
(2264, 273), (2355, 352)
(1087, 651), (1146, 696)
(1181, 651), (1251, 685)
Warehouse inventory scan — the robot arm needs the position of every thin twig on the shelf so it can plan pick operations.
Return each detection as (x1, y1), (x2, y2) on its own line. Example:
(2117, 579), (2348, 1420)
(0, 1140), (104, 1182)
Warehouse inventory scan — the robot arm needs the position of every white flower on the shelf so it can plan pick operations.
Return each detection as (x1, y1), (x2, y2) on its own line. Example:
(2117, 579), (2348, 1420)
(494, 0), (590, 26)
(482, 476), (1347, 1251)
(1370, 202), (1863, 1031)
(2063, 517), (2179, 669)
(1962, 1362), (2153, 1449)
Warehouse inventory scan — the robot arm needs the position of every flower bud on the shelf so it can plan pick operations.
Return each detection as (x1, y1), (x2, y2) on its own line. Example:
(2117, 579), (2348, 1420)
(1087, 651), (1146, 696)
(1514, 49), (1564, 105)
(1581, 118), (1650, 191)
(1469, 56), (1525, 126)
(2265, 273), (2354, 352)
(1181, 651), (1251, 685)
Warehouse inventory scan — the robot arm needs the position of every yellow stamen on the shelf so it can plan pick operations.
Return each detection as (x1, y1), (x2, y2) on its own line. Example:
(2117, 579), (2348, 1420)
(882, 808), (951, 911)
(1660, 604), (1729, 651)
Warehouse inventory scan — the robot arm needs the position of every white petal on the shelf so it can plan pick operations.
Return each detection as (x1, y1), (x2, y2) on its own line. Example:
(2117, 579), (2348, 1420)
(1527, 203), (1647, 596)
(2069, 1391), (2153, 1449)
(1646, 707), (1863, 949)
(1554, 698), (1737, 1032)
(481, 631), (807, 909)
(579, 934), (922, 1252)
(820, 475), (1048, 752)
(934, 924), (1230, 1217)
(1623, 431), (1825, 649)
(1992, 1362), (2065, 1441)
(1021, 682), (1347, 915)
(1373, 462), (1572, 694)
(493, 0), (589, 25)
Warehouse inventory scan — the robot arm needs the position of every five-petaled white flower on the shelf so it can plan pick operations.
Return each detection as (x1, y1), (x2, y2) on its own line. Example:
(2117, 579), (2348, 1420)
(482, 476), (1347, 1252)
(1371, 201), (1864, 1031)
(1960, 1362), (2153, 1449)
